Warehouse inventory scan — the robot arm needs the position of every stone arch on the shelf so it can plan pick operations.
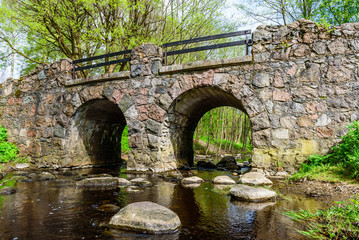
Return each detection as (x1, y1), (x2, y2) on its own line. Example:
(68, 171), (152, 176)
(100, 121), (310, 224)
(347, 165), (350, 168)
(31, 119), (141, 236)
(63, 99), (127, 167)
(163, 86), (251, 167)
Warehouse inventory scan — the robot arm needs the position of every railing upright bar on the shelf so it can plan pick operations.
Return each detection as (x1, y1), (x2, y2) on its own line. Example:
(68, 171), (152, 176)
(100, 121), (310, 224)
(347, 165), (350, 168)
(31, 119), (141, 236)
(246, 34), (249, 56)
(165, 46), (168, 66)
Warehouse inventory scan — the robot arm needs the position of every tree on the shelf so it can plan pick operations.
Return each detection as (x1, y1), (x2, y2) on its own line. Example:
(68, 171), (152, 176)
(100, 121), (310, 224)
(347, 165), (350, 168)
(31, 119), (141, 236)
(236, 0), (358, 26)
(314, 0), (359, 25)
(0, 0), (233, 76)
(236, 0), (319, 25)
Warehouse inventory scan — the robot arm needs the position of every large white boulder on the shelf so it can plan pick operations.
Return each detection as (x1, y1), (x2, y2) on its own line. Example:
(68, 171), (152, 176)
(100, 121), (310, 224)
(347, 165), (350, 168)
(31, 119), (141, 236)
(109, 201), (181, 234)
(230, 184), (277, 202)
(212, 175), (236, 185)
(240, 172), (273, 186)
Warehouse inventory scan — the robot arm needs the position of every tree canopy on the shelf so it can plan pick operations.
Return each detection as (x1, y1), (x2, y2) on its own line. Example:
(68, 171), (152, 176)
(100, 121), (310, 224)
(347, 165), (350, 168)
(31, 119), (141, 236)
(0, 0), (234, 76)
(236, 0), (359, 26)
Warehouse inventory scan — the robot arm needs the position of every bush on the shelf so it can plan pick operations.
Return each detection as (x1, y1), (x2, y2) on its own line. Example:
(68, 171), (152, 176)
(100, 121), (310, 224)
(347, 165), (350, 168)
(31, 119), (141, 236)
(0, 125), (19, 163)
(295, 121), (359, 179)
(284, 196), (359, 239)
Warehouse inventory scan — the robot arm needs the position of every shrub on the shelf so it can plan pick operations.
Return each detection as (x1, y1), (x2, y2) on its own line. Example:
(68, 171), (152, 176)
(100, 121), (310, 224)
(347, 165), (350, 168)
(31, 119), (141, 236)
(0, 125), (19, 163)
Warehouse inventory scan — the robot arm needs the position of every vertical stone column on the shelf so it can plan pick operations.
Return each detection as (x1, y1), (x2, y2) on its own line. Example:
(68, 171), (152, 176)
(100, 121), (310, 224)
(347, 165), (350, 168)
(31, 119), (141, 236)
(127, 44), (171, 172)
(130, 43), (163, 77)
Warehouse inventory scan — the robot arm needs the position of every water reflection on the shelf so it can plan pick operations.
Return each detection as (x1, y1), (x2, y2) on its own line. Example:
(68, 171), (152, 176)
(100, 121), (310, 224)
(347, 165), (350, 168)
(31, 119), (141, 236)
(0, 169), (327, 240)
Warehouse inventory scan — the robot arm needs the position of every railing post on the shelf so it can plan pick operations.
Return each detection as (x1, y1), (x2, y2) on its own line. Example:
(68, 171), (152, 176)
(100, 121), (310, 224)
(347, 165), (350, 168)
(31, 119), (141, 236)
(72, 63), (75, 79)
(130, 43), (163, 78)
(165, 46), (168, 66)
(246, 34), (249, 56)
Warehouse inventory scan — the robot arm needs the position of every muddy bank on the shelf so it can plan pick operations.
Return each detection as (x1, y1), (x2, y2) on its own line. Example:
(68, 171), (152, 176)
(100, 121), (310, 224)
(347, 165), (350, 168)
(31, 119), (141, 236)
(275, 179), (359, 204)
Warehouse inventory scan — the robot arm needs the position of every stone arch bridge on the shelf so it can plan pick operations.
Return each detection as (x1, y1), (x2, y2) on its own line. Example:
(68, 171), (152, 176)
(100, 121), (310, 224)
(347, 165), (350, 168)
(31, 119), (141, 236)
(1, 19), (359, 172)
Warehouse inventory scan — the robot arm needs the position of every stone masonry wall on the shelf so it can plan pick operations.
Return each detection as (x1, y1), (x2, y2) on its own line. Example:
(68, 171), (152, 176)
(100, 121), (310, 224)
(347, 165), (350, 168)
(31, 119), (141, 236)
(250, 19), (359, 170)
(0, 19), (359, 172)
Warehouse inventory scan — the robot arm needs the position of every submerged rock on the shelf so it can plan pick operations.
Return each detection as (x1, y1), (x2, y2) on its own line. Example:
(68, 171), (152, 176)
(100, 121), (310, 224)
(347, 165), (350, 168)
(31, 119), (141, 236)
(130, 178), (153, 188)
(216, 156), (238, 169)
(212, 175), (236, 185)
(87, 173), (113, 178)
(230, 184), (276, 202)
(232, 201), (276, 211)
(181, 176), (204, 185)
(55, 178), (75, 186)
(109, 201), (181, 234)
(274, 171), (289, 179)
(0, 187), (17, 195)
(196, 161), (216, 169)
(72, 175), (85, 181)
(62, 171), (79, 177)
(240, 172), (273, 186)
(76, 177), (119, 188)
(28, 173), (38, 180)
(38, 172), (56, 181)
(117, 178), (131, 187)
(98, 204), (120, 213)
(15, 163), (30, 170)
(125, 186), (143, 193)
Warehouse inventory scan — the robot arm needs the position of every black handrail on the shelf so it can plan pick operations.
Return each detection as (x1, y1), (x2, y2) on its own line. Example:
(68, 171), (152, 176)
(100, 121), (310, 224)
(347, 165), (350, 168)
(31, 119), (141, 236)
(72, 30), (252, 78)
(162, 30), (252, 65)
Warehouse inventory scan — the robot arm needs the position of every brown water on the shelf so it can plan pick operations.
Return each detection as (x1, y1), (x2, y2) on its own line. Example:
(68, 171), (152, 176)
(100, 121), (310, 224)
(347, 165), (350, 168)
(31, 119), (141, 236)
(0, 168), (326, 240)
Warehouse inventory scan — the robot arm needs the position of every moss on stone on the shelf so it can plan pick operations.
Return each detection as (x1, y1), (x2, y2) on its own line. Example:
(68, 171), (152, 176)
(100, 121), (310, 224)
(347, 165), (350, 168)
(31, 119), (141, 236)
(14, 89), (21, 98)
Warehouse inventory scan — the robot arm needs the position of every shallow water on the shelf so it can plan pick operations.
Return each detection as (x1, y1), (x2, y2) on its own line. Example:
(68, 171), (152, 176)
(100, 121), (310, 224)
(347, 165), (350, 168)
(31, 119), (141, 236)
(0, 168), (326, 240)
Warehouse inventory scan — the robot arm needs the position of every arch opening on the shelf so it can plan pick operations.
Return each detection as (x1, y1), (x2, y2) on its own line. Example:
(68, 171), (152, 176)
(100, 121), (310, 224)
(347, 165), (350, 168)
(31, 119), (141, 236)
(168, 86), (252, 168)
(70, 99), (127, 166)
(193, 106), (252, 165)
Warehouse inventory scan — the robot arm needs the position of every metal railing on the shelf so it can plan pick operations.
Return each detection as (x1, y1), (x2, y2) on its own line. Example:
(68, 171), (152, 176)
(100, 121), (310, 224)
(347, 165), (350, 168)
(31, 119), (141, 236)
(72, 30), (252, 78)
(162, 30), (252, 65)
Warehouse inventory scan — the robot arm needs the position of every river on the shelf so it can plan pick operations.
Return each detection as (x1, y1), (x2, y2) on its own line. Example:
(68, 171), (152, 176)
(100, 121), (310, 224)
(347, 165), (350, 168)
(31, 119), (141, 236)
(0, 167), (326, 240)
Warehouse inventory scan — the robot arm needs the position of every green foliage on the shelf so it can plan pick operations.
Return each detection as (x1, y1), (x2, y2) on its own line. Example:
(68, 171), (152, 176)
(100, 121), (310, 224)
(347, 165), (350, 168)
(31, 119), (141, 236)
(196, 136), (252, 154)
(121, 126), (129, 155)
(314, 0), (359, 25)
(284, 196), (359, 239)
(237, 0), (358, 27)
(0, 0), (235, 75)
(193, 106), (252, 157)
(0, 125), (18, 163)
(0, 126), (8, 142)
(0, 142), (18, 163)
(330, 121), (359, 178)
(293, 121), (359, 181)
(0, 175), (16, 189)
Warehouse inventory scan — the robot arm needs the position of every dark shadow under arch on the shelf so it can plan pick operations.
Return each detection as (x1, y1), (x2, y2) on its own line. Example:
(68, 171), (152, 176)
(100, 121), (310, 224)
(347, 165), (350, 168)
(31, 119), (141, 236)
(168, 86), (250, 167)
(72, 99), (127, 166)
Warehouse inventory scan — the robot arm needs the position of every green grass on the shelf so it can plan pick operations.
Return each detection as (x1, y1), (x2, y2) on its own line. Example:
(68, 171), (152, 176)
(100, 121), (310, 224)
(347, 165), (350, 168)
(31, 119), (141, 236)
(193, 135), (252, 154)
(0, 174), (17, 189)
(284, 196), (359, 239)
(289, 164), (357, 183)
(193, 141), (214, 155)
(121, 126), (129, 154)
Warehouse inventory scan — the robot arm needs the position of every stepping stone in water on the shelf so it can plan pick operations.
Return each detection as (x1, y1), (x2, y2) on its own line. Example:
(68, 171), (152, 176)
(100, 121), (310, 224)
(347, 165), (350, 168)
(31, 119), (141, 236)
(109, 201), (181, 234)
(230, 184), (276, 202)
